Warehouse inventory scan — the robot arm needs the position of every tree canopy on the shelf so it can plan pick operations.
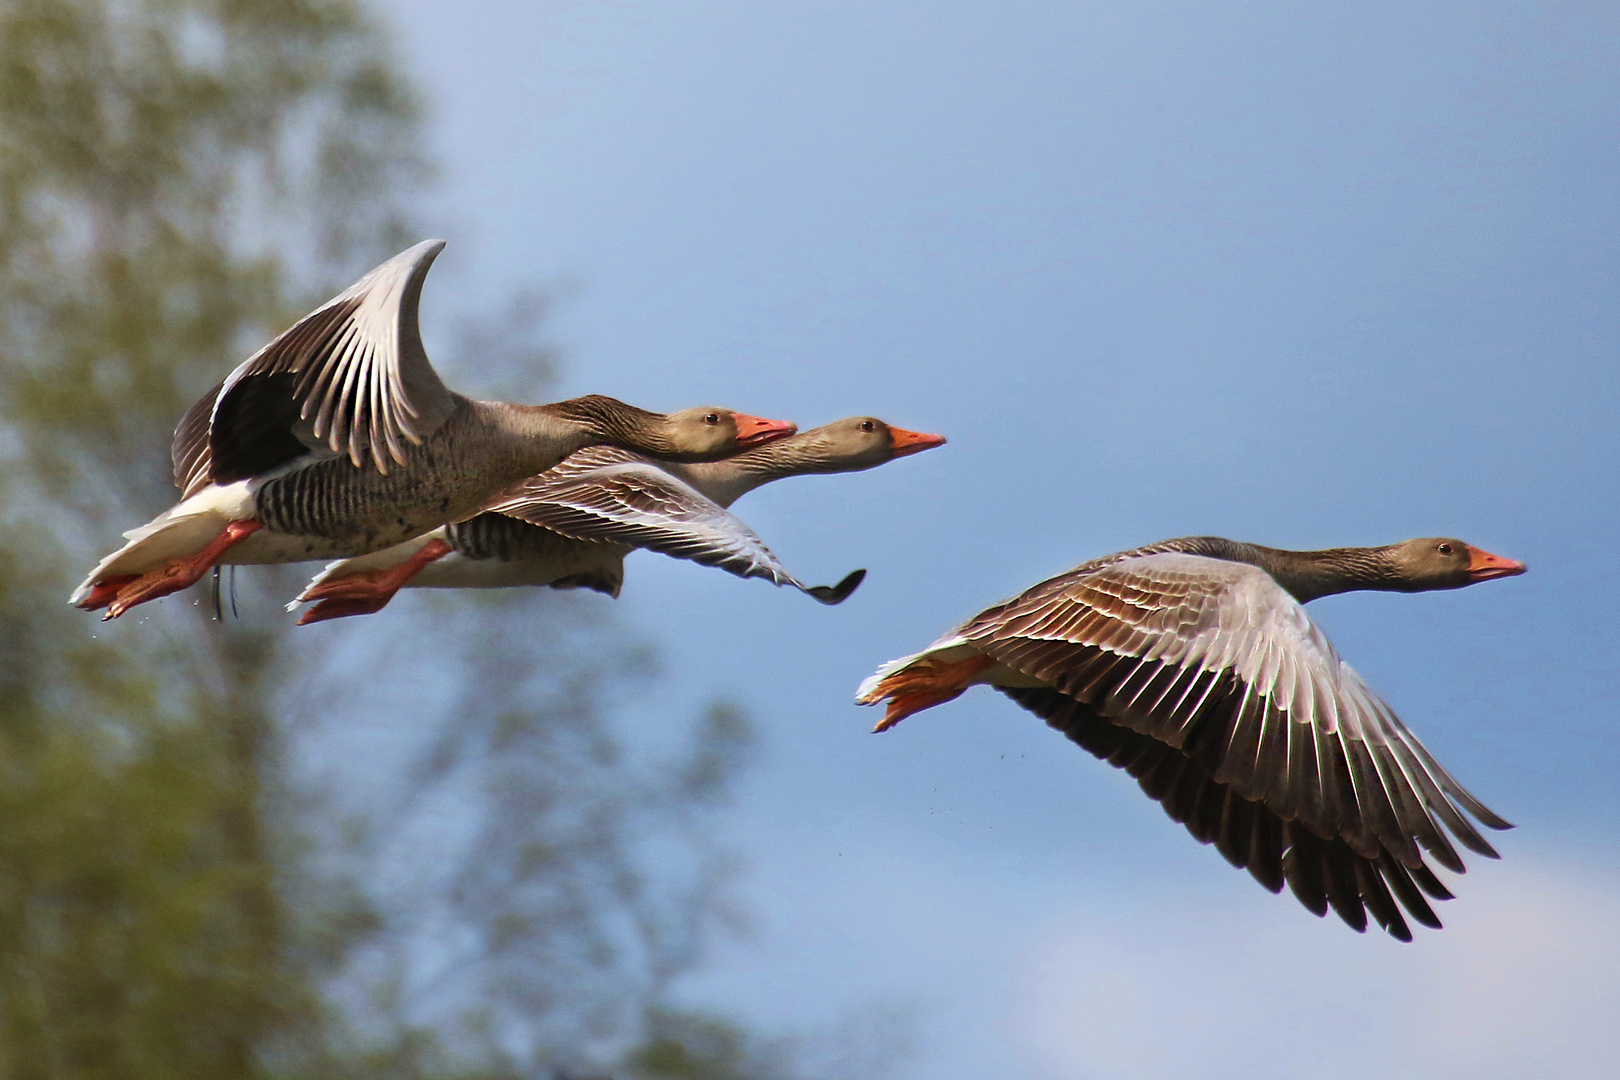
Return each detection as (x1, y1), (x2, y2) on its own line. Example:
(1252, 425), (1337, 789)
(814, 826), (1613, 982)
(0, 2), (866, 1078)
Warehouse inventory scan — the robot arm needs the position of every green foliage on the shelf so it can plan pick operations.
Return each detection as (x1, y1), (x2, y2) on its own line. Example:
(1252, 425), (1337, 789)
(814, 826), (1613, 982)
(0, 4), (885, 1079)
(0, 0), (423, 1077)
(626, 1009), (791, 1080)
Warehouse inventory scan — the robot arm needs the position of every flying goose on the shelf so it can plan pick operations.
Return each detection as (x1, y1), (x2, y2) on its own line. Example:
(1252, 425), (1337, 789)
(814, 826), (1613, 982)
(72, 240), (794, 619)
(857, 536), (1525, 941)
(290, 416), (945, 623)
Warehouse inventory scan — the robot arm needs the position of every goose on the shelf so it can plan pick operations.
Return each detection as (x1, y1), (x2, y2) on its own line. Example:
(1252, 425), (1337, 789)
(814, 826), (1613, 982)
(71, 240), (794, 619)
(857, 536), (1526, 941)
(289, 416), (946, 623)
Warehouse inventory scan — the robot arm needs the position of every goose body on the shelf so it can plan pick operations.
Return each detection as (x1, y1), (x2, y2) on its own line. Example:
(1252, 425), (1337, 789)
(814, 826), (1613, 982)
(857, 535), (1526, 941)
(74, 240), (793, 617)
(291, 417), (945, 621)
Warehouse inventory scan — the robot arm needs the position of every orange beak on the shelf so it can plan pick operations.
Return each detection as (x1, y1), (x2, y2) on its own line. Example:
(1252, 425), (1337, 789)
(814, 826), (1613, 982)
(888, 427), (947, 458)
(1466, 546), (1527, 583)
(733, 414), (797, 447)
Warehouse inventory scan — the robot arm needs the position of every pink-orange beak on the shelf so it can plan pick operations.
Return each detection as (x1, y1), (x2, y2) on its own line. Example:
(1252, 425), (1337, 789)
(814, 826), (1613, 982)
(734, 413), (797, 447)
(1466, 546), (1527, 583)
(888, 427), (947, 458)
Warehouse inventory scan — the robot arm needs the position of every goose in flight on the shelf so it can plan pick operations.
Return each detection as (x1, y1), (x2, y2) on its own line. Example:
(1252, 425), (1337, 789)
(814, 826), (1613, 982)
(72, 240), (794, 619)
(858, 536), (1525, 941)
(291, 416), (945, 623)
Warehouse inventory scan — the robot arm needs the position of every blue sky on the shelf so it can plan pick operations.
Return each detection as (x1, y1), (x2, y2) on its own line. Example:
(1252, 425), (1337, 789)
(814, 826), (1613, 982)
(372, 2), (1619, 1075)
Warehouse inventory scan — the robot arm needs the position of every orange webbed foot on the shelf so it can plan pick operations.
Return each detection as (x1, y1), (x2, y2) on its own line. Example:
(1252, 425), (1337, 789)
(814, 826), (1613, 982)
(866, 654), (993, 732)
(297, 595), (394, 625)
(102, 520), (261, 620)
(299, 569), (395, 605)
(76, 575), (139, 612)
(292, 539), (451, 625)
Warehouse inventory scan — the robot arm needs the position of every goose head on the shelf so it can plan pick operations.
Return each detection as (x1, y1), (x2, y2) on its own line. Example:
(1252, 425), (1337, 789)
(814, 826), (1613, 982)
(655, 406), (797, 460)
(788, 416), (947, 472)
(1385, 537), (1527, 591)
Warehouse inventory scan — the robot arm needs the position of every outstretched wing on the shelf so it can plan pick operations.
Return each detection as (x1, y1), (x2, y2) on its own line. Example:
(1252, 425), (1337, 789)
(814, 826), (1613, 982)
(1001, 686), (1456, 941)
(963, 551), (1509, 937)
(193, 239), (456, 487)
(482, 457), (863, 604)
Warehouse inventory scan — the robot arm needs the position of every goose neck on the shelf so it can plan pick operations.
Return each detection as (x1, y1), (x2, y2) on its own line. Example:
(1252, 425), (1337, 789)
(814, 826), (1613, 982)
(488, 395), (682, 466)
(675, 436), (819, 507)
(544, 394), (666, 448)
(1242, 543), (1403, 603)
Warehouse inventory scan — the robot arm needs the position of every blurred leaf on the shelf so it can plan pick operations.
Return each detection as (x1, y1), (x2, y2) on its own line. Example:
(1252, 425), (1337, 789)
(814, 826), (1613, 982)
(0, 5), (896, 1080)
(0, 0), (424, 1077)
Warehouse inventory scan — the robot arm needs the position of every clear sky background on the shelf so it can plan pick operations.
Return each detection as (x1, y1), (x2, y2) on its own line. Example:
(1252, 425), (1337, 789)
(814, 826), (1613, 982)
(370, 2), (1619, 1076)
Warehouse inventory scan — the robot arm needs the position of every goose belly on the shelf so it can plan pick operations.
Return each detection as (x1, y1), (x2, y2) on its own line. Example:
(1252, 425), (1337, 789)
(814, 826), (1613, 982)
(222, 529), (389, 565)
(408, 546), (622, 590)
(248, 435), (545, 557)
(408, 514), (628, 589)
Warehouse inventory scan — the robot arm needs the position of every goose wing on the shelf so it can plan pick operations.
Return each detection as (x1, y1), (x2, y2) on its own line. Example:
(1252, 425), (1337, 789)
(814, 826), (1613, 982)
(963, 551), (1509, 937)
(482, 457), (864, 605)
(172, 379), (222, 499)
(181, 240), (456, 489)
(1001, 686), (1454, 941)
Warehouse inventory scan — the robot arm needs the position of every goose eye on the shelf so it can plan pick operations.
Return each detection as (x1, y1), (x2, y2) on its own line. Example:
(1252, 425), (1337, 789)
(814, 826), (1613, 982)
(1438, 543), (1453, 555)
(703, 413), (721, 425)
(860, 420), (875, 432)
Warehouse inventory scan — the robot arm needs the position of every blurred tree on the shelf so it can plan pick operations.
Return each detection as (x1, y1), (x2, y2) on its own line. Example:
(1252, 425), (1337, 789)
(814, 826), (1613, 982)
(0, 3), (892, 1079)
(0, 0), (424, 1076)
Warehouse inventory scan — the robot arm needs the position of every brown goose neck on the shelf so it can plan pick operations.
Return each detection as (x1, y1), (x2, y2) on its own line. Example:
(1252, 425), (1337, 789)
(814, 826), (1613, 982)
(543, 394), (666, 447)
(1144, 537), (1403, 603)
(1236, 543), (1403, 603)
(676, 433), (826, 505)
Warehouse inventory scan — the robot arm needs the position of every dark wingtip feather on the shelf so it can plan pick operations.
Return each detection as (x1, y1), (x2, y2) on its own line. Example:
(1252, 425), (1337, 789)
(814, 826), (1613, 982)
(1281, 826), (1331, 918)
(1450, 823), (1502, 861)
(1379, 854), (1444, 930)
(1470, 805), (1515, 832)
(1247, 811), (1285, 894)
(1407, 863), (1456, 902)
(808, 568), (866, 605)
(1354, 858), (1412, 942)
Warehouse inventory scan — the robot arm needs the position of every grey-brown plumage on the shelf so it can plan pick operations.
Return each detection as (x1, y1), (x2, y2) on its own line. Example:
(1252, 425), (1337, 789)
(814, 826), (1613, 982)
(77, 240), (794, 614)
(478, 416), (941, 597)
(858, 535), (1527, 942)
(291, 416), (941, 617)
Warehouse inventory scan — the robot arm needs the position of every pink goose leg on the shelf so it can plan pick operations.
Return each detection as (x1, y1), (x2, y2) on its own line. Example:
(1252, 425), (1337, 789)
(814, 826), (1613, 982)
(101, 520), (263, 620)
(296, 538), (453, 626)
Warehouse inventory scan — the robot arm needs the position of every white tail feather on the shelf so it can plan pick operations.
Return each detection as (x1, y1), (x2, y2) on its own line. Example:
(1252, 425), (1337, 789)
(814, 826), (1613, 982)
(855, 634), (974, 703)
(70, 482), (253, 604)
